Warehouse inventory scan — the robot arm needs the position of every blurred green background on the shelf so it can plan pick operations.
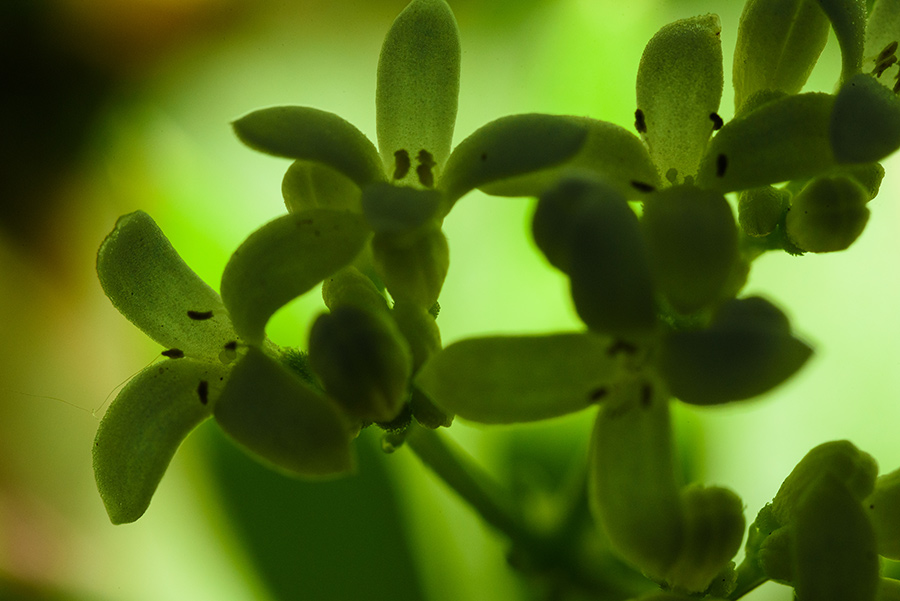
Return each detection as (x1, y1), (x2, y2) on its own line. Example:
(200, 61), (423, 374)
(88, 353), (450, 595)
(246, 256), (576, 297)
(1, 0), (898, 599)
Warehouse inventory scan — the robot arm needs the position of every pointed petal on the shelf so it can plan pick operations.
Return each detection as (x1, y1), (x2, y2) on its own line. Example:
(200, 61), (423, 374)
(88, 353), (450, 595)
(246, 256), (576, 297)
(93, 358), (230, 524)
(214, 347), (354, 477)
(636, 14), (724, 183)
(97, 211), (238, 361)
(376, 0), (460, 185)
(415, 333), (618, 424)
(233, 107), (385, 187)
(220, 210), (371, 345)
(439, 114), (589, 210)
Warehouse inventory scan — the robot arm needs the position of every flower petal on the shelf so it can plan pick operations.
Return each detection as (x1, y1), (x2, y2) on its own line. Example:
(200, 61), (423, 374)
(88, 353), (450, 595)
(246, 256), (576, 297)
(361, 182), (442, 235)
(865, 0), (900, 85)
(733, 0), (830, 113)
(815, 0), (867, 85)
(282, 160), (363, 214)
(93, 358), (230, 524)
(376, 0), (460, 186)
(636, 14), (724, 184)
(696, 92), (836, 192)
(439, 114), (589, 210)
(415, 332), (618, 424)
(213, 347), (354, 477)
(830, 73), (900, 164)
(232, 107), (385, 187)
(97, 211), (238, 361)
(220, 210), (371, 345)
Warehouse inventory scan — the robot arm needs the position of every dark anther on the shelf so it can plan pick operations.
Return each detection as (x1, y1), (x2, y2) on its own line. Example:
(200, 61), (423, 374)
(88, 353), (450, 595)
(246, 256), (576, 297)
(198, 380), (209, 405)
(188, 310), (214, 320)
(893, 76), (900, 94)
(630, 181), (656, 193)
(874, 55), (898, 78)
(416, 149), (436, 188)
(161, 349), (184, 359)
(716, 153), (728, 178)
(709, 112), (724, 130)
(877, 41), (898, 63)
(224, 341), (238, 351)
(640, 384), (652, 408)
(634, 109), (647, 133)
(589, 388), (608, 402)
(393, 149), (411, 180)
(607, 339), (638, 356)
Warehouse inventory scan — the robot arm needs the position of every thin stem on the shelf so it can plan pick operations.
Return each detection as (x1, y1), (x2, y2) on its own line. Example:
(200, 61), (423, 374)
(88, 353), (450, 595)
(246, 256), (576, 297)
(729, 557), (769, 600)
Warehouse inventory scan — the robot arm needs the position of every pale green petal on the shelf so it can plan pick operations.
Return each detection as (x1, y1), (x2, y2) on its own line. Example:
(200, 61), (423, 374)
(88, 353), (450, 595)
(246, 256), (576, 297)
(792, 473), (880, 601)
(733, 0), (830, 113)
(439, 114), (589, 210)
(213, 347), (354, 477)
(93, 358), (230, 524)
(589, 377), (684, 580)
(816, 0), (867, 85)
(282, 160), (362, 214)
(636, 14), (724, 184)
(480, 118), (660, 199)
(361, 182), (442, 235)
(696, 93), (836, 192)
(831, 73), (900, 163)
(738, 186), (789, 237)
(415, 332), (618, 424)
(371, 225), (448, 308)
(376, 0), (460, 186)
(232, 107), (385, 187)
(220, 210), (371, 345)
(97, 211), (238, 362)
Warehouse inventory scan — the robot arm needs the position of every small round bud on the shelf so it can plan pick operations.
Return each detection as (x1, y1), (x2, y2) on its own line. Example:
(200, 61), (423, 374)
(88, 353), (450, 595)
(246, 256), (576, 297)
(738, 186), (787, 237)
(785, 175), (870, 252)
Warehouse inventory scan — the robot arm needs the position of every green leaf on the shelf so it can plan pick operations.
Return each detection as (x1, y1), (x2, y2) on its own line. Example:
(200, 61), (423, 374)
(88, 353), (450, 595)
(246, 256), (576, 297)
(772, 440), (878, 525)
(376, 0), (460, 186)
(636, 14), (724, 184)
(233, 107), (385, 187)
(308, 306), (412, 423)
(282, 160), (363, 214)
(97, 211), (238, 362)
(733, 0), (830, 113)
(415, 332), (618, 424)
(220, 210), (371, 345)
(589, 376), (684, 580)
(93, 358), (230, 524)
(696, 93), (837, 192)
(641, 185), (738, 314)
(361, 182), (442, 235)
(865, 468), (900, 560)
(658, 297), (813, 405)
(816, 0), (867, 85)
(792, 473), (880, 601)
(439, 114), (589, 210)
(214, 347), (354, 477)
(785, 175), (870, 252)
(831, 73), (900, 163)
(480, 117), (661, 200)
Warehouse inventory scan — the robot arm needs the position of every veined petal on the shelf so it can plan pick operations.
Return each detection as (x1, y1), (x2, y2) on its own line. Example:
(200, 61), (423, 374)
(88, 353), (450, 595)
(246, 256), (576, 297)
(233, 106), (385, 187)
(93, 358), (230, 524)
(220, 210), (371, 345)
(696, 92), (836, 192)
(480, 117), (660, 200)
(733, 0), (830, 113)
(438, 114), (589, 211)
(97, 211), (237, 362)
(214, 347), (354, 477)
(376, 0), (460, 186)
(415, 332), (618, 424)
(636, 14), (724, 184)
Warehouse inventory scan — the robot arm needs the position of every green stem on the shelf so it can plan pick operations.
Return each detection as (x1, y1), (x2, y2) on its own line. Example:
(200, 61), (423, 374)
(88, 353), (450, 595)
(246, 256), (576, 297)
(405, 425), (651, 600)
(728, 557), (769, 600)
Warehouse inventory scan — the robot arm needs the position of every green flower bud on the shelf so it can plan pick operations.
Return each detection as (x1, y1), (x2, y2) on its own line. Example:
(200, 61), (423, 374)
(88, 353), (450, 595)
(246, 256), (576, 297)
(641, 185), (738, 314)
(785, 175), (870, 252)
(540, 177), (657, 338)
(391, 300), (442, 371)
(322, 266), (389, 316)
(371, 225), (449, 308)
(831, 73), (900, 164)
(658, 297), (812, 405)
(665, 485), (745, 593)
(308, 305), (413, 423)
(772, 440), (878, 525)
(864, 467), (900, 560)
(842, 162), (885, 201)
(739, 186), (788, 237)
